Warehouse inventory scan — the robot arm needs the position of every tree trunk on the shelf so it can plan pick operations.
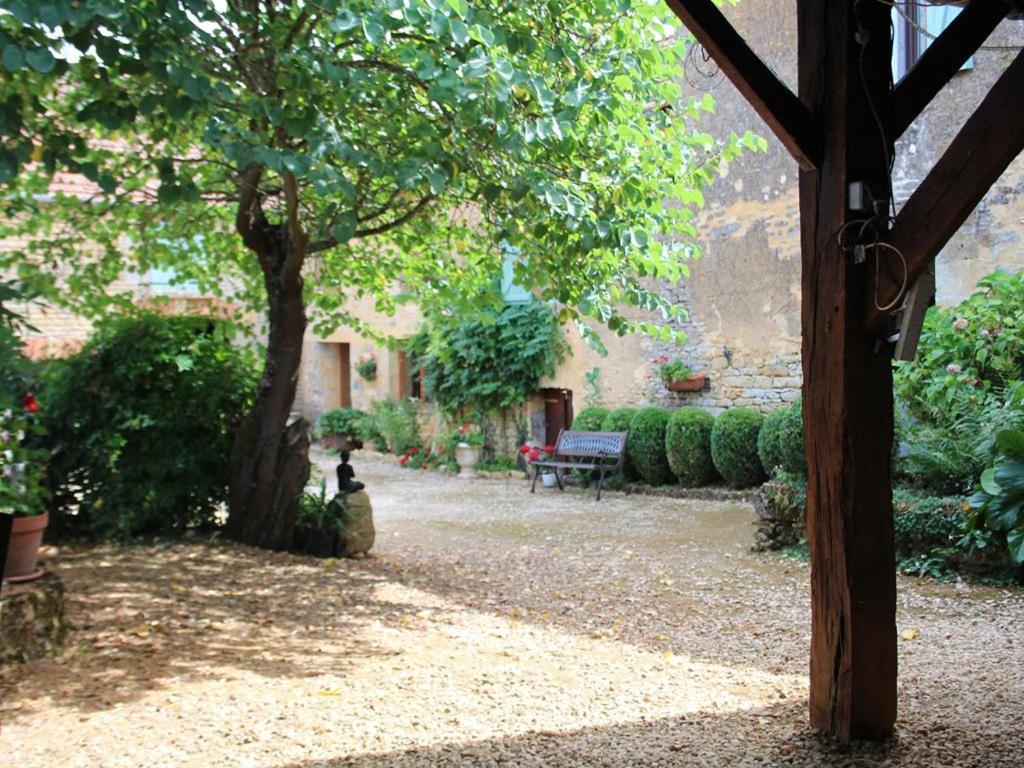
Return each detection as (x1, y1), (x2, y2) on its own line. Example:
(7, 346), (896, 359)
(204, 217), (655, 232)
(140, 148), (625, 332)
(798, 0), (897, 741)
(226, 228), (310, 550)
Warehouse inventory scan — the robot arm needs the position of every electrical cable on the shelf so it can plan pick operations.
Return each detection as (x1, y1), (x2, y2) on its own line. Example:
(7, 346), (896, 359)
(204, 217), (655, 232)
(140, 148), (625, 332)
(874, 241), (908, 311)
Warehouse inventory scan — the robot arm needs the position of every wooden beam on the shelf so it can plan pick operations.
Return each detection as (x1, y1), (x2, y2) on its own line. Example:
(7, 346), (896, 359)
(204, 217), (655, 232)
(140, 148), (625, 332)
(664, 0), (822, 170)
(798, 0), (897, 742)
(893, 0), (1010, 138)
(869, 48), (1024, 334)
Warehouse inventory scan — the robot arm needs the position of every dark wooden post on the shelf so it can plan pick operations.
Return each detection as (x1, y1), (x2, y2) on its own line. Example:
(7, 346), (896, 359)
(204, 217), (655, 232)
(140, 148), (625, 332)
(798, 0), (897, 741)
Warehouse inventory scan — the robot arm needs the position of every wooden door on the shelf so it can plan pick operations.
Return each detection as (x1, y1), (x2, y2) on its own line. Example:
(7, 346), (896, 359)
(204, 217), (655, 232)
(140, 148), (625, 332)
(541, 388), (573, 446)
(338, 343), (351, 408)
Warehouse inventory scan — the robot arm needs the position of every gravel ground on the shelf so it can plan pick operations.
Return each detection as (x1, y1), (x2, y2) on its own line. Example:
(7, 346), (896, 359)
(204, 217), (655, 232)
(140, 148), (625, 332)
(1, 450), (1022, 767)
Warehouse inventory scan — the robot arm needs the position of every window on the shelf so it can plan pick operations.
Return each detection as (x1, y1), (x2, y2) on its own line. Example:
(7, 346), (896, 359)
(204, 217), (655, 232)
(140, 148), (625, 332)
(148, 265), (200, 295)
(500, 242), (533, 304)
(395, 348), (428, 402)
(892, 2), (972, 81)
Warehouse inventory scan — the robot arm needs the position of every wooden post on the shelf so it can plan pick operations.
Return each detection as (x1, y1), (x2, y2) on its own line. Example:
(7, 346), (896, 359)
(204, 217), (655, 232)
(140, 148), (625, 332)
(798, 0), (897, 741)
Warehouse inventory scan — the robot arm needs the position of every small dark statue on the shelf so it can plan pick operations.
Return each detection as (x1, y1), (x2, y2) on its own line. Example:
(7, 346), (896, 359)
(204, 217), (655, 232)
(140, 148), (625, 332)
(336, 450), (365, 493)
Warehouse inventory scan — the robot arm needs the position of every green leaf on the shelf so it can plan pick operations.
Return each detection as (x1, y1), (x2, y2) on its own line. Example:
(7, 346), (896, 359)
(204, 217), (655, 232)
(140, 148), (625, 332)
(331, 212), (358, 244)
(331, 10), (359, 32)
(995, 429), (1024, 460)
(25, 48), (56, 74)
(427, 167), (449, 194)
(450, 20), (469, 46)
(362, 18), (385, 44)
(1, 45), (25, 72)
(1008, 526), (1024, 565)
(980, 467), (1001, 496)
(446, 0), (469, 18)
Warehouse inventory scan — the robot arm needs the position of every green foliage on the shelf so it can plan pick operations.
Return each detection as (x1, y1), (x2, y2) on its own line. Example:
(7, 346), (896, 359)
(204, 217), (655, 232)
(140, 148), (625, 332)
(297, 480), (346, 532)
(1, 1), (764, 353)
(761, 469), (807, 525)
(0, 280), (48, 516)
(602, 406), (639, 479)
(755, 402), (806, 480)
(354, 356), (377, 382)
(315, 407), (367, 439)
(628, 407), (671, 486)
(665, 407), (716, 487)
(41, 313), (256, 540)
(419, 303), (565, 414)
(367, 399), (421, 455)
(659, 359), (693, 384)
(892, 488), (965, 558)
(572, 406), (610, 433)
(711, 408), (766, 488)
(583, 367), (603, 409)
(453, 422), (486, 447)
(895, 269), (1024, 425)
(964, 429), (1024, 564)
(476, 456), (517, 472)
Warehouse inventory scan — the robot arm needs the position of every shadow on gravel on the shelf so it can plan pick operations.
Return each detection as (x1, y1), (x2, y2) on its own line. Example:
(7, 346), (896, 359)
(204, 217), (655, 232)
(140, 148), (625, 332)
(0, 542), (423, 716)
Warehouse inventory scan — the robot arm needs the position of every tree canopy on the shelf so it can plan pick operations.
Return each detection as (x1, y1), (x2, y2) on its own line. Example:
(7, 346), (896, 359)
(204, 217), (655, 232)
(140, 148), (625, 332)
(0, 0), (763, 340)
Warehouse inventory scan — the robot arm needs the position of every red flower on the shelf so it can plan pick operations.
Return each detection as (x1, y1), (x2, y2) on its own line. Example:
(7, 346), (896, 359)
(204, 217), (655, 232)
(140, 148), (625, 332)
(529, 448), (540, 461)
(22, 394), (38, 413)
(409, 448), (419, 455)
(437, 444), (445, 452)
(519, 444), (531, 454)
(544, 444), (554, 454)
(399, 455), (409, 466)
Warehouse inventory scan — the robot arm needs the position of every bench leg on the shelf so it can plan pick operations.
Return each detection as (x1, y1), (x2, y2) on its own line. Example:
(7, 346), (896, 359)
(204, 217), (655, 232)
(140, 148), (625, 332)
(554, 469), (564, 491)
(595, 470), (605, 501)
(530, 465), (539, 493)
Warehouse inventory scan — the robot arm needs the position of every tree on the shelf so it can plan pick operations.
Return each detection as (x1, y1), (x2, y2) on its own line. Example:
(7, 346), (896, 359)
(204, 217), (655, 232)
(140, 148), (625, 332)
(0, 0), (764, 549)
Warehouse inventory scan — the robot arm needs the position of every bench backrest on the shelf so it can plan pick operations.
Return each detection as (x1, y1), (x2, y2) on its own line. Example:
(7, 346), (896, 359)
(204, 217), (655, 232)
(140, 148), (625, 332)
(555, 429), (627, 458)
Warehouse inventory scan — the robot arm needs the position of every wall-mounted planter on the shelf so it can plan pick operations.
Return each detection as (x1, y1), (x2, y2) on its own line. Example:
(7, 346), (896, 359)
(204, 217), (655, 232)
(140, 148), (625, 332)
(665, 374), (709, 392)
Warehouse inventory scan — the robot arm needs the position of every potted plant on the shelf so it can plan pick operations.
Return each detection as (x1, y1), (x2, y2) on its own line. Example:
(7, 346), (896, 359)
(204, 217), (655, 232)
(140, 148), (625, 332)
(296, 480), (346, 558)
(454, 423), (485, 478)
(315, 407), (366, 451)
(2, 393), (49, 583)
(520, 443), (558, 486)
(355, 355), (378, 382)
(657, 357), (708, 392)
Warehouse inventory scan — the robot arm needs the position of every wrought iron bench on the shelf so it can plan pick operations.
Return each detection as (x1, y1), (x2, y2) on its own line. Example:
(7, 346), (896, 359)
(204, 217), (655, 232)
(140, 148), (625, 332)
(529, 429), (628, 501)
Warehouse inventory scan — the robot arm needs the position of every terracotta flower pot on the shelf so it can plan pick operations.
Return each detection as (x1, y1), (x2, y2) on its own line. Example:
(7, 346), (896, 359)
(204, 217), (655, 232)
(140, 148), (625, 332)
(4, 511), (48, 583)
(665, 374), (709, 392)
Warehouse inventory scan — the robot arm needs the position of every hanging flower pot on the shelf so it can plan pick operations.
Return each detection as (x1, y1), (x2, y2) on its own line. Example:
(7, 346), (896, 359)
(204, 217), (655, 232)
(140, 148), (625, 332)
(665, 374), (709, 392)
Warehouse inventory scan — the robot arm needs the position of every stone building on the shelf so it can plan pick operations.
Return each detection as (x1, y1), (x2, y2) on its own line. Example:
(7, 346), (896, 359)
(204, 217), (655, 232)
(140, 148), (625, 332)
(296, 2), (1024, 442)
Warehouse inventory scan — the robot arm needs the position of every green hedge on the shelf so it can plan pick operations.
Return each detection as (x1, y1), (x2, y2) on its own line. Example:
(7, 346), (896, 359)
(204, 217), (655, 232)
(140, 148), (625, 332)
(42, 313), (256, 540)
(711, 408), (767, 488)
(628, 407), (672, 486)
(892, 488), (966, 557)
(665, 407), (716, 487)
(758, 401), (806, 477)
(315, 407), (367, 438)
(572, 406), (610, 433)
(602, 406), (639, 479)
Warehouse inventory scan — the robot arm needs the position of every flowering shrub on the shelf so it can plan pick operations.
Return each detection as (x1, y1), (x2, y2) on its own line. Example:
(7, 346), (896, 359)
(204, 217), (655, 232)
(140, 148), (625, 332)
(0, 281), (48, 517)
(519, 443), (555, 463)
(455, 423), (485, 447)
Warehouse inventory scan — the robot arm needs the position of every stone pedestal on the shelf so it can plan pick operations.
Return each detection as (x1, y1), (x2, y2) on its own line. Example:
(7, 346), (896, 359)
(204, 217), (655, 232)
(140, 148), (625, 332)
(1, 570), (67, 664)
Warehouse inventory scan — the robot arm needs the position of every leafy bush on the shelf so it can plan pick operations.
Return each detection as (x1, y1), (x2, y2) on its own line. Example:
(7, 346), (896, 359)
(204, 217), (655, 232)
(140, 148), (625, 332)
(417, 303), (566, 414)
(892, 488), (965, 558)
(602, 406), (639, 479)
(572, 406), (609, 432)
(777, 400), (806, 475)
(42, 313), (256, 540)
(757, 407), (788, 477)
(298, 480), (346, 531)
(963, 429), (1024, 564)
(368, 399), (421, 454)
(315, 407), (367, 439)
(895, 269), (1024, 426)
(628, 407), (671, 486)
(665, 407), (716, 487)
(0, 280), (48, 516)
(711, 408), (766, 488)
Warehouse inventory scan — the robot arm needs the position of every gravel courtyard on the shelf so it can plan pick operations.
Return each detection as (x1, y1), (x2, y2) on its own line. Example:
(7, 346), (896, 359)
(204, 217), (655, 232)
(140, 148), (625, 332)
(2, 452), (1022, 767)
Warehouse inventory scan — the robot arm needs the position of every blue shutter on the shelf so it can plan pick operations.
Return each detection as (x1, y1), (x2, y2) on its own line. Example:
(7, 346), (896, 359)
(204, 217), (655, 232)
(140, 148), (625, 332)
(500, 243), (533, 304)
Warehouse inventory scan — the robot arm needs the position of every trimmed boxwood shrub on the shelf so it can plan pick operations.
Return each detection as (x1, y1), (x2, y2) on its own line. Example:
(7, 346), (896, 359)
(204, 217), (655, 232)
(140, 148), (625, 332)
(315, 407), (367, 439)
(665, 407), (716, 487)
(711, 408), (767, 488)
(628, 407), (672, 486)
(758, 402), (805, 477)
(602, 406), (639, 479)
(572, 406), (610, 433)
(757, 407), (788, 476)
(42, 313), (257, 540)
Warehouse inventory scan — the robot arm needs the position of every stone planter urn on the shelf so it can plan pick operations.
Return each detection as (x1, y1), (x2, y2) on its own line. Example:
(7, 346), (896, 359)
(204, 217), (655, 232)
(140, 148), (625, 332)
(455, 443), (481, 478)
(3, 512), (48, 584)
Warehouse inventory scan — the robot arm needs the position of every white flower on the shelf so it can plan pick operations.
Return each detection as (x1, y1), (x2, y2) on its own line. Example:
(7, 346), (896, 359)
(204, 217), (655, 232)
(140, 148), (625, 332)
(946, 364), (962, 374)
(15, 430), (24, 441)
(979, 328), (990, 338)
(3, 450), (12, 462)
(952, 317), (969, 331)
(1, 409), (10, 421)
(0, 431), (8, 443)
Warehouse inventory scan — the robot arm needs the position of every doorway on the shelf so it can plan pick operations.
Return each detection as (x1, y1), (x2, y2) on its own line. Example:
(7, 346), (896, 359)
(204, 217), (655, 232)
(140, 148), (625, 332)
(541, 388), (573, 446)
(338, 343), (352, 408)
